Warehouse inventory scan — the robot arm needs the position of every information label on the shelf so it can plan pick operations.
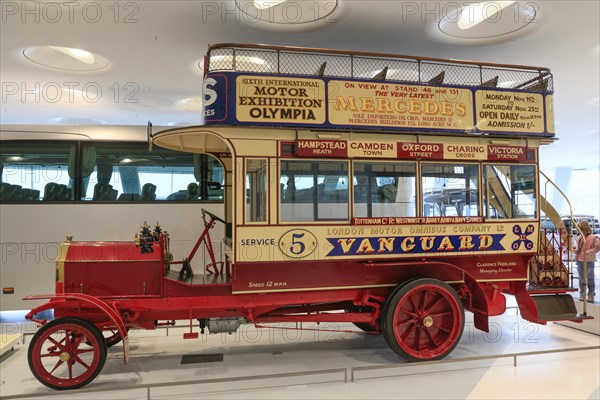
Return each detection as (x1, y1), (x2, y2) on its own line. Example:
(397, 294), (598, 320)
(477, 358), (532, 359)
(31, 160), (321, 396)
(328, 80), (474, 130)
(475, 90), (545, 133)
(237, 76), (326, 124)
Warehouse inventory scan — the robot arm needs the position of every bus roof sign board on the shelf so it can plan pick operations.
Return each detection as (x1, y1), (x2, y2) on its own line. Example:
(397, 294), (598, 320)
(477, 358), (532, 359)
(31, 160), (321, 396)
(204, 72), (553, 138)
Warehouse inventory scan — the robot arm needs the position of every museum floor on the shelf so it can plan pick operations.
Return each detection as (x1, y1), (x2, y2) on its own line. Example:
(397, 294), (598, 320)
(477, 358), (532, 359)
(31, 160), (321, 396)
(1, 300), (598, 400)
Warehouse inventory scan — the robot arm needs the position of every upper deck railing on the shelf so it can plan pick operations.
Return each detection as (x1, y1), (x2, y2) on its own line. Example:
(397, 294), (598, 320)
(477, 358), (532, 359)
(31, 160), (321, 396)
(206, 43), (552, 93)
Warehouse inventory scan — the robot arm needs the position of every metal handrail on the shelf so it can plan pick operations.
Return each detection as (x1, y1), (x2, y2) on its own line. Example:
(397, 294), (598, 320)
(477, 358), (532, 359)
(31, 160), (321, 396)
(205, 43), (553, 90)
(540, 170), (588, 315)
(207, 43), (551, 73)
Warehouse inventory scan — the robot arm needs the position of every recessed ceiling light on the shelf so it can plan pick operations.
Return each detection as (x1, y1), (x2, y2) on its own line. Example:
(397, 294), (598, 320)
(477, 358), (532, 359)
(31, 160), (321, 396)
(457, 1), (516, 30)
(7, 156), (26, 161)
(254, 0), (287, 10)
(48, 46), (95, 64)
(235, 0), (339, 25)
(435, 1), (538, 42)
(23, 46), (109, 71)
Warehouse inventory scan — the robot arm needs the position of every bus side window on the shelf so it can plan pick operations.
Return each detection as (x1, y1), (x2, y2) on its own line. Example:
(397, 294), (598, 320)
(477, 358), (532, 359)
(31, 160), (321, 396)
(483, 164), (536, 219)
(245, 159), (267, 223)
(280, 160), (349, 222)
(421, 163), (479, 217)
(0, 142), (74, 202)
(353, 161), (417, 218)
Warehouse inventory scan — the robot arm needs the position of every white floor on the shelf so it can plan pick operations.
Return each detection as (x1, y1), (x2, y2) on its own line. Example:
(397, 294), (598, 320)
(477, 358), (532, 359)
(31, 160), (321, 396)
(1, 304), (599, 400)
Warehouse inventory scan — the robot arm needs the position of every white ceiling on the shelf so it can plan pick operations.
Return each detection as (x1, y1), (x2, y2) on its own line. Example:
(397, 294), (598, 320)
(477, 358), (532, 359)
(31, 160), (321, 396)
(1, 0), (599, 171)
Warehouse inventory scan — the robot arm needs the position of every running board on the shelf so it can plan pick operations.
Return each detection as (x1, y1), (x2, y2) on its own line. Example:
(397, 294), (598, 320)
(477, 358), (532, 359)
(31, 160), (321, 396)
(531, 294), (593, 322)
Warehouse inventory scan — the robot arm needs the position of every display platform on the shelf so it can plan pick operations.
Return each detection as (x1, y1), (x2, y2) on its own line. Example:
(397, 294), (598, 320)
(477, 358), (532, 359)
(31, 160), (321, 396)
(0, 309), (598, 400)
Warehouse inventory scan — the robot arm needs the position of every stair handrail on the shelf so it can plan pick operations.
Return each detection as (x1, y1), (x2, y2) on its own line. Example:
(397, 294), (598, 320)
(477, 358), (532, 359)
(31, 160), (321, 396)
(540, 170), (588, 315)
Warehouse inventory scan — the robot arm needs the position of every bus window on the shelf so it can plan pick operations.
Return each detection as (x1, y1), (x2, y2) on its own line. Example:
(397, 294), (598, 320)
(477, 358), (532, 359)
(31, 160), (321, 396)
(484, 164), (536, 219)
(1, 142), (75, 201)
(245, 159), (267, 223)
(421, 163), (479, 217)
(353, 161), (416, 218)
(280, 160), (349, 222)
(83, 143), (223, 202)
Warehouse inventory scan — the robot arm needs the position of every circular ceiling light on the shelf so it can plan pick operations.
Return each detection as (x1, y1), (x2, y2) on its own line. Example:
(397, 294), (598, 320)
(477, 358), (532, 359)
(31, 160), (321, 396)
(435, 1), (538, 42)
(234, 0), (339, 27)
(23, 46), (110, 71)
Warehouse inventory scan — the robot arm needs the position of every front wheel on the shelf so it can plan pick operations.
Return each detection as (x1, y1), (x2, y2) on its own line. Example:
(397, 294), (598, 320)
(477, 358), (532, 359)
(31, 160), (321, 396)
(28, 317), (107, 390)
(381, 278), (464, 362)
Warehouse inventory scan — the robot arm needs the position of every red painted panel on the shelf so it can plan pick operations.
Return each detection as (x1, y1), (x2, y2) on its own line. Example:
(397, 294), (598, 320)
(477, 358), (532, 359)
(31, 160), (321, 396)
(232, 259), (464, 293)
(64, 242), (161, 296)
(64, 261), (161, 296)
(66, 242), (161, 262)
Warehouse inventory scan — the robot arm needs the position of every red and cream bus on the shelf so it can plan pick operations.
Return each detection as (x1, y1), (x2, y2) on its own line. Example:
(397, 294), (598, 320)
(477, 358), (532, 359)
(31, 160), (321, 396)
(20, 43), (590, 390)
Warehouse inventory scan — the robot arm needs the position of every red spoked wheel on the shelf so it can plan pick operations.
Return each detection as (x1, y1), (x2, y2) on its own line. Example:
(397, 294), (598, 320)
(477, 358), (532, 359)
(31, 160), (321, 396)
(28, 317), (107, 390)
(382, 278), (465, 362)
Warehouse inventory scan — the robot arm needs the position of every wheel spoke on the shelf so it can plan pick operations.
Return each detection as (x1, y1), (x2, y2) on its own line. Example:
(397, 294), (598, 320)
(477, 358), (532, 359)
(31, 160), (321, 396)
(68, 361), (73, 379)
(407, 296), (420, 316)
(413, 324), (422, 351)
(431, 321), (452, 335)
(49, 359), (64, 374)
(75, 348), (95, 355)
(420, 290), (428, 312)
(422, 324), (440, 348)
(428, 310), (453, 318)
(422, 294), (443, 315)
(70, 334), (85, 351)
(40, 351), (61, 358)
(72, 354), (90, 369)
(399, 320), (418, 342)
(47, 337), (66, 352)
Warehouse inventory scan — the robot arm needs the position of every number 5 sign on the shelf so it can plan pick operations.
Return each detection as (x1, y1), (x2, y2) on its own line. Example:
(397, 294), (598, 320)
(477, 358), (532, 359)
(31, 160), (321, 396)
(278, 229), (318, 259)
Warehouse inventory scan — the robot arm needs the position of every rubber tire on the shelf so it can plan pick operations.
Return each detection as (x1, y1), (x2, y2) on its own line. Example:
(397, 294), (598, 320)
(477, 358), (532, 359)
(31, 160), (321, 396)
(381, 278), (465, 362)
(28, 317), (107, 390)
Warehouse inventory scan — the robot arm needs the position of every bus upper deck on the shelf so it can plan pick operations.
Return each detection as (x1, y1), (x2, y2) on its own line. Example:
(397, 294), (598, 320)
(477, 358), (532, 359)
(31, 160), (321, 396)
(201, 43), (554, 139)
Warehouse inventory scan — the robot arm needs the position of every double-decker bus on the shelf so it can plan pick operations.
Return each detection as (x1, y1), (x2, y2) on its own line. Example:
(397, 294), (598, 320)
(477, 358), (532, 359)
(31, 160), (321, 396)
(19, 43), (592, 390)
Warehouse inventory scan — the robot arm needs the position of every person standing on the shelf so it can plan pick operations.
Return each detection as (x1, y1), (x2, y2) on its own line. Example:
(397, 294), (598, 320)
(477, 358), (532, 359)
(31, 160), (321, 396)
(575, 220), (600, 302)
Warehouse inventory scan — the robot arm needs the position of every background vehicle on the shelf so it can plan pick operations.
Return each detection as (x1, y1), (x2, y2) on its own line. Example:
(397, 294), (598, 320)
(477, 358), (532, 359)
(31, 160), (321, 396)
(17, 44), (592, 390)
(0, 126), (225, 311)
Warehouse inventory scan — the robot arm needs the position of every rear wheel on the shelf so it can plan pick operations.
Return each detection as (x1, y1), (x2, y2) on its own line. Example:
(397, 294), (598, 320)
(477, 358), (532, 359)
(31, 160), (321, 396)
(382, 278), (464, 361)
(28, 317), (107, 390)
